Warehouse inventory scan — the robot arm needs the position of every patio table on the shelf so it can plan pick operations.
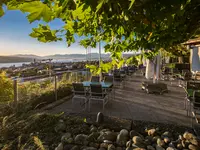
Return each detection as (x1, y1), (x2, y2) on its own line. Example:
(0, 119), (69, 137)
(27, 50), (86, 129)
(82, 81), (113, 88)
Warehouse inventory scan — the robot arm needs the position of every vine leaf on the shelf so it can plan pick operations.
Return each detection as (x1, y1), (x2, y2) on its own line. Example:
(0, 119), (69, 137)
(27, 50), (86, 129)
(128, 0), (135, 10)
(0, 6), (4, 17)
(96, 0), (107, 13)
(20, 1), (52, 23)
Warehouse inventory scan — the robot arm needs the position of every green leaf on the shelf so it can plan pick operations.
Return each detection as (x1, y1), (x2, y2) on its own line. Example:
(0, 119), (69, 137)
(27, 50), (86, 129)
(83, 118), (87, 123)
(128, 0), (135, 10)
(0, 6), (4, 17)
(96, 0), (108, 13)
(20, 1), (52, 23)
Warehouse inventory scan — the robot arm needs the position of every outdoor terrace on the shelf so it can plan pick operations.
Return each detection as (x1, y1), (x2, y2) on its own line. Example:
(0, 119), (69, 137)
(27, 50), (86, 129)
(48, 72), (190, 127)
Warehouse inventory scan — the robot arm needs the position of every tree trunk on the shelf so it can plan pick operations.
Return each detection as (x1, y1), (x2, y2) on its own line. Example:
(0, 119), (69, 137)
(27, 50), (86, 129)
(145, 59), (154, 79)
(156, 51), (161, 80)
(178, 56), (183, 63)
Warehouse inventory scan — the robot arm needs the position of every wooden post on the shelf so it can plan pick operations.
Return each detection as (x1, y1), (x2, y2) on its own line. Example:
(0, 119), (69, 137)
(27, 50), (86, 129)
(54, 76), (57, 101)
(13, 79), (18, 106)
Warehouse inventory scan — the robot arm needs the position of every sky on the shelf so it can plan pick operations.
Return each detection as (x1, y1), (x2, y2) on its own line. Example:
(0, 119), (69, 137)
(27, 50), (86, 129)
(0, 9), (100, 56)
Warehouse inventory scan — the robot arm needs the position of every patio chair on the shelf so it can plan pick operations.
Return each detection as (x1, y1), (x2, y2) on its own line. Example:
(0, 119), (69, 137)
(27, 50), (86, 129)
(72, 83), (88, 110)
(104, 75), (114, 99)
(191, 91), (200, 127)
(89, 84), (108, 111)
(91, 76), (100, 82)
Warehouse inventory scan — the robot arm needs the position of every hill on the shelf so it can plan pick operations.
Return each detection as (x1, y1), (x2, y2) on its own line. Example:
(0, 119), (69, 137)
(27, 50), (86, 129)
(0, 56), (35, 63)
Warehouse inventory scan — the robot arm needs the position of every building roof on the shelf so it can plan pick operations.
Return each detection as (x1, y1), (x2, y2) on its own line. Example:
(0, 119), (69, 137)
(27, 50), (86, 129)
(183, 37), (200, 45)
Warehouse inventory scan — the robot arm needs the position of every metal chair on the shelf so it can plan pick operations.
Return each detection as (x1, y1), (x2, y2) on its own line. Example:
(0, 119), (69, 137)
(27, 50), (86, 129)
(191, 91), (200, 127)
(72, 83), (88, 110)
(89, 84), (108, 112)
(104, 76), (114, 100)
(91, 76), (100, 82)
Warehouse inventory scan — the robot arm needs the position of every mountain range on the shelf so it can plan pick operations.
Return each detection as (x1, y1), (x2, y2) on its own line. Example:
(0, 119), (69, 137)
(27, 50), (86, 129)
(0, 53), (134, 63)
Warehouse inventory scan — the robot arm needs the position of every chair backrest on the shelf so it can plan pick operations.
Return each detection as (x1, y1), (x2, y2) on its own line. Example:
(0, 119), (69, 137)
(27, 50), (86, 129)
(72, 83), (85, 95)
(104, 76), (113, 83)
(90, 84), (103, 97)
(91, 76), (100, 82)
(193, 91), (200, 108)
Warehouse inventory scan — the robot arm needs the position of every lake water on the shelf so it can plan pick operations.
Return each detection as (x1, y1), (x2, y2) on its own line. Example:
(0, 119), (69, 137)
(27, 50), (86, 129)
(0, 62), (30, 68)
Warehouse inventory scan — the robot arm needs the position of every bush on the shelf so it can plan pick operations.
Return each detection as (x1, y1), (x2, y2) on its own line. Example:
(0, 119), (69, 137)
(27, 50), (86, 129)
(0, 72), (13, 103)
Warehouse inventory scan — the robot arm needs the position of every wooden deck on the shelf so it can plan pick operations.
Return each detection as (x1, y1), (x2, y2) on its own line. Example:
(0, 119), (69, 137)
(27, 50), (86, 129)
(49, 73), (191, 127)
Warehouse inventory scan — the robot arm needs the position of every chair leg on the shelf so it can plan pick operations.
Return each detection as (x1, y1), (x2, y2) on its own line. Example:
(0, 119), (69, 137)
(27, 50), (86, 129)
(89, 99), (91, 112)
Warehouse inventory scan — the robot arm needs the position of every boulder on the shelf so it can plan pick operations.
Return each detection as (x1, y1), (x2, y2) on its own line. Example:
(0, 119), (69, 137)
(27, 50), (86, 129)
(133, 136), (143, 145)
(74, 134), (89, 145)
(120, 129), (129, 137)
(88, 132), (100, 142)
(147, 145), (155, 150)
(116, 133), (129, 146)
(155, 145), (165, 150)
(55, 143), (64, 150)
(148, 129), (156, 136)
(183, 132), (196, 140)
(130, 130), (144, 139)
(83, 147), (97, 150)
(100, 143), (109, 149)
(188, 144), (200, 150)
(166, 147), (178, 150)
(98, 131), (117, 142)
(108, 144), (115, 150)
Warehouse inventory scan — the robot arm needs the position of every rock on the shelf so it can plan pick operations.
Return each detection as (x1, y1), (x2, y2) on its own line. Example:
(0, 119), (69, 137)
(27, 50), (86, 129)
(100, 143), (109, 149)
(61, 133), (72, 141)
(182, 140), (190, 148)
(103, 140), (113, 144)
(55, 143), (64, 150)
(147, 145), (155, 150)
(89, 142), (99, 149)
(126, 148), (133, 150)
(188, 144), (199, 150)
(90, 127), (98, 133)
(179, 135), (184, 141)
(126, 140), (133, 147)
(148, 129), (156, 136)
(88, 132), (100, 142)
(108, 144), (115, 150)
(116, 147), (123, 150)
(116, 133), (128, 146)
(133, 136), (143, 145)
(98, 148), (106, 150)
(144, 139), (152, 145)
(157, 138), (165, 147)
(177, 143), (183, 149)
(98, 131), (117, 142)
(130, 130), (144, 139)
(155, 145), (165, 150)
(55, 121), (66, 133)
(183, 132), (196, 140)
(74, 134), (89, 145)
(71, 145), (79, 150)
(96, 112), (104, 123)
(190, 138), (199, 146)
(63, 144), (75, 150)
(120, 129), (129, 137)
(161, 132), (172, 138)
(100, 129), (111, 135)
(83, 147), (97, 150)
(132, 144), (139, 148)
(164, 137), (170, 144)
(166, 147), (177, 150)
(152, 136), (160, 143)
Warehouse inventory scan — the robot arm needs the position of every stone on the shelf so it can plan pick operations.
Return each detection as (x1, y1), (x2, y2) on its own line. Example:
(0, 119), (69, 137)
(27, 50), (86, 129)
(116, 147), (123, 150)
(61, 133), (72, 141)
(148, 129), (156, 136)
(55, 143), (64, 150)
(155, 145), (165, 150)
(164, 137), (170, 144)
(152, 136), (160, 143)
(83, 147), (97, 150)
(126, 140), (133, 147)
(130, 130), (144, 139)
(132, 144), (139, 148)
(179, 135), (184, 141)
(54, 121), (66, 133)
(166, 147), (178, 150)
(103, 140), (113, 144)
(88, 132), (100, 142)
(133, 136), (143, 145)
(74, 134), (89, 145)
(89, 142), (99, 149)
(90, 127), (98, 133)
(182, 140), (190, 148)
(98, 148), (106, 150)
(100, 129), (111, 134)
(96, 112), (104, 124)
(177, 143), (183, 149)
(126, 148), (133, 150)
(147, 145), (155, 150)
(71, 146), (79, 150)
(161, 132), (172, 138)
(190, 138), (199, 146)
(183, 132), (196, 140)
(157, 138), (165, 147)
(63, 144), (75, 150)
(120, 129), (129, 137)
(98, 131), (117, 142)
(100, 143), (109, 149)
(116, 133), (129, 146)
(188, 144), (199, 150)
(108, 144), (115, 150)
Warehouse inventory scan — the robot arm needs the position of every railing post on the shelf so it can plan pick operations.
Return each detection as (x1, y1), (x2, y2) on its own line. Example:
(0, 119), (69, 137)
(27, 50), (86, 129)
(55, 75), (57, 101)
(13, 79), (18, 106)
